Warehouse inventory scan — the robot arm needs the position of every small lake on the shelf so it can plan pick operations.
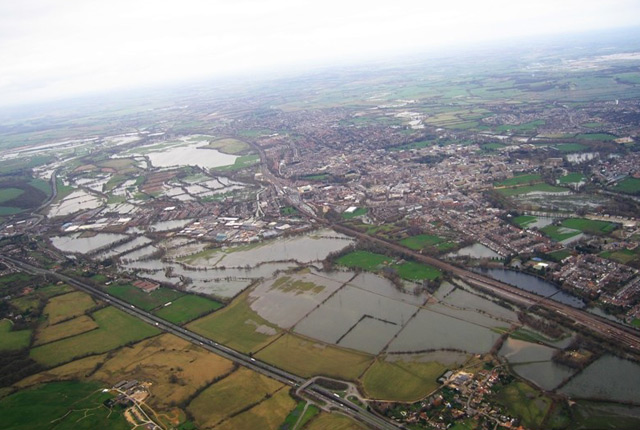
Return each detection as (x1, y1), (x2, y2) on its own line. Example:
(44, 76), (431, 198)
(450, 243), (501, 259)
(477, 268), (585, 308)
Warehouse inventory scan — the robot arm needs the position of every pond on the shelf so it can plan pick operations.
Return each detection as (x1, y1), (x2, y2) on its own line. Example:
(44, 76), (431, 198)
(477, 268), (585, 308)
(450, 243), (501, 259)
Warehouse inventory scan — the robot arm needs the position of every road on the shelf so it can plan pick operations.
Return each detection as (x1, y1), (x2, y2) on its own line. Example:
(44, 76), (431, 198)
(1, 255), (401, 430)
(332, 224), (640, 354)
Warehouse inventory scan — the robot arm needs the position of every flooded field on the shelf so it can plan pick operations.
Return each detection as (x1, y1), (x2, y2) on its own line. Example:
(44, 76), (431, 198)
(48, 190), (104, 217)
(561, 355), (640, 403)
(145, 143), (237, 170)
(440, 287), (518, 323)
(512, 362), (574, 391)
(147, 219), (193, 232)
(95, 236), (153, 259)
(51, 233), (128, 254)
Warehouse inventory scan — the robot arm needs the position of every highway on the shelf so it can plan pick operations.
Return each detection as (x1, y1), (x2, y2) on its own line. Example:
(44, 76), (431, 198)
(332, 224), (640, 354)
(1, 255), (401, 430)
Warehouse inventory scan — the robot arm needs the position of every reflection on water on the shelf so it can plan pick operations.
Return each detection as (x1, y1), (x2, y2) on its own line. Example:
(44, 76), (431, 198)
(561, 355), (640, 402)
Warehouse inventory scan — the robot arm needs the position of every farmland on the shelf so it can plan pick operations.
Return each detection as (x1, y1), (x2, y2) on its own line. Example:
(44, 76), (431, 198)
(0, 380), (129, 430)
(34, 315), (98, 345)
(41, 291), (95, 324)
(30, 306), (160, 367)
(494, 381), (551, 429)
(0, 320), (31, 351)
(561, 218), (618, 235)
(214, 387), (295, 430)
(362, 358), (447, 402)
(106, 283), (184, 311)
(613, 177), (640, 195)
(255, 333), (373, 381)
(153, 294), (223, 324)
(305, 413), (368, 430)
(187, 290), (280, 353)
(337, 250), (393, 271)
(187, 367), (284, 428)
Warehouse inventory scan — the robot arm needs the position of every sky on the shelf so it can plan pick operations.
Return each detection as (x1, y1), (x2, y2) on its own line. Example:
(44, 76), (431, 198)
(1, 0), (640, 107)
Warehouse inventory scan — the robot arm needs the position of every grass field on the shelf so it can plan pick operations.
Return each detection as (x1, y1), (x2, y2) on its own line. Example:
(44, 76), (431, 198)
(555, 143), (588, 152)
(0, 187), (24, 204)
(494, 174), (542, 187)
(215, 387), (295, 430)
(399, 234), (444, 250)
(92, 333), (234, 408)
(188, 367), (284, 428)
(30, 306), (160, 367)
(541, 225), (581, 242)
(0, 380), (129, 430)
(42, 291), (96, 324)
(153, 295), (223, 325)
(187, 291), (280, 353)
(512, 215), (537, 228)
(395, 261), (441, 280)
(498, 183), (567, 196)
(336, 251), (393, 271)
(212, 154), (259, 172)
(256, 334), (373, 381)
(0, 320), (31, 351)
(561, 218), (617, 235)
(207, 138), (250, 154)
(558, 172), (586, 184)
(305, 413), (368, 430)
(34, 315), (98, 345)
(9, 295), (41, 314)
(546, 249), (571, 262)
(576, 133), (617, 141)
(107, 283), (184, 311)
(342, 207), (368, 219)
(600, 248), (638, 265)
(279, 401), (320, 430)
(613, 177), (640, 195)
(361, 358), (447, 402)
(495, 381), (551, 429)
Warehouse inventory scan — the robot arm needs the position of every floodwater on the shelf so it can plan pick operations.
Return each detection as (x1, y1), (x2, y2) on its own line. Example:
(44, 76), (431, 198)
(500, 338), (555, 363)
(512, 362), (574, 391)
(95, 236), (153, 259)
(48, 190), (103, 217)
(338, 317), (400, 354)
(145, 143), (237, 170)
(561, 355), (640, 403)
(526, 216), (555, 229)
(441, 287), (518, 323)
(147, 219), (193, 232)
(189, 229), (354, 267)
(450, 243), (501, 259)
(387, 308), (500, 354)
(388, 351), (470, 366)
(250, 270), (349, 329)
(51, 233), (128, 254)
(120, 245), (159, 261)
(477, 268), (585, 308)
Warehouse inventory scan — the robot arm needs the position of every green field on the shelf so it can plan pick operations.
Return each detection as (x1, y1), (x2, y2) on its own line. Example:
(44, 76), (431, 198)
(558, 172), (586, 184)
(395, 261), (441, 280)
(0, 380), (129, 430)
(541, 225), (581, 242)
(576, 133), (617, 141)
(362, 358), (447, 402)
(107, 283), (184, 311)
(30, 306), (160, 367)
(561, 218), (617, 235)
(207, 138), (250, 154)
(279, 401), (320, 430)
(546, 249), (571, 262)
(187, 291), (280, 353)
(498, 183), (567, 196)
(512, 215), (537, 228)
(342, 207), (368, 219)
(256, 334), (373, 381)
(216, 388), (296, 430)
(0, 187), (24, 204)
(399, 234), (444, 250)
(612, 177), (640, 195)
(555, 143), (588, 152)
(494, 173), (542, 187)
(495, 381), (551, 429)
(35, 315), (98, 345)
(600, 248), (638, 265)
(0, 320), (31, 351)
(42, 291), (96, 324)
(481, 143), (506, 151)
(153, 295), (223, 325)
(212, 154), (259, 172)
(336, 251), (393, 271)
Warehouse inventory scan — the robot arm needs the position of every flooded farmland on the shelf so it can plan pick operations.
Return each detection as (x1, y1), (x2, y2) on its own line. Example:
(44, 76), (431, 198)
(51, 233), (128, 254)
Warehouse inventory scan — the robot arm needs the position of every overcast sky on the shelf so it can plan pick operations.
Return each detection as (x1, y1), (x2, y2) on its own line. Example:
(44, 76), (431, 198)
(1, 0), (640, 107)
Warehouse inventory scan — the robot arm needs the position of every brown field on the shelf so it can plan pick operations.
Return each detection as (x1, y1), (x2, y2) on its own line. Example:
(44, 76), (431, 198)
(215, 387), (295, 430)
(15, 354), (107, 389)
(34, 315), (98, 345)
(91, 334), (235, 408)
(188, 366), (284, 428)
(42, 291), (95, 324)
(305, 413), (368, 430)
(255, 333), (373, 381)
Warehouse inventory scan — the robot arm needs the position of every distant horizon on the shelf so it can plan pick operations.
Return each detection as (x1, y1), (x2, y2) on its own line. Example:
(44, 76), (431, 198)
(1, 2), (640, 110)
